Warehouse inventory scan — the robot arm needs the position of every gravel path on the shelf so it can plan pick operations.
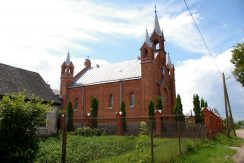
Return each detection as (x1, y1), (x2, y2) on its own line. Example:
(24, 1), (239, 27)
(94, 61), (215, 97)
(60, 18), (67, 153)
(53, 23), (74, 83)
(232, 129), (244, 163)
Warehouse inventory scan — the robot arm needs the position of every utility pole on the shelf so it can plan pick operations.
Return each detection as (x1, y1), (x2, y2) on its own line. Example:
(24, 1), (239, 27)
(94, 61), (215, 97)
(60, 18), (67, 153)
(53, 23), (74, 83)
(225, 78), (236, 136)
(223, 73), (230, 137)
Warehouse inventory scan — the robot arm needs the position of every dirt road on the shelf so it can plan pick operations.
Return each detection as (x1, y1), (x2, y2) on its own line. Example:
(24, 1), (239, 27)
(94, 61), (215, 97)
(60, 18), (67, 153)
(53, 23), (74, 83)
(232, 129), (244, 163)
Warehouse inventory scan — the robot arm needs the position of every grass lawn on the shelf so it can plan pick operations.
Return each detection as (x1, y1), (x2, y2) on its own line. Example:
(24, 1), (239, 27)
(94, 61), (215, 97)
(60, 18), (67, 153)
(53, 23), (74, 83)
(174, 134), (243, 163)
(36, 133), (196, 163)
(90, 137), (198, 163)
(36, 134), (136, 163)
(36, 133), (242, 163)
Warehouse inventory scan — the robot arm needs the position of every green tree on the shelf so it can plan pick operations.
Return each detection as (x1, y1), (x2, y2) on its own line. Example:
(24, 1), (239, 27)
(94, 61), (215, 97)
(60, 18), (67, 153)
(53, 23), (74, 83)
(200, 98), (205, 108)
(148, 100), (155, 129)
(121, 101), (127, 132)
(0, 93), (49, 162)
(193, 94), (202, 124)
(91, 96), (98, 128)
(173, 94), (185, 122)
(204, 101), (208, 107)
(148, 100), (155, 118)
(67, 101), (74, 131)
(155, 95), (163, 110)
(230, 43), (244, 87)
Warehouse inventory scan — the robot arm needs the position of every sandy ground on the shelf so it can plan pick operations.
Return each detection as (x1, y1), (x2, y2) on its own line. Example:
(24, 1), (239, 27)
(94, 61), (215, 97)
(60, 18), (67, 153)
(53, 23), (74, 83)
(232, 129), (244, 163)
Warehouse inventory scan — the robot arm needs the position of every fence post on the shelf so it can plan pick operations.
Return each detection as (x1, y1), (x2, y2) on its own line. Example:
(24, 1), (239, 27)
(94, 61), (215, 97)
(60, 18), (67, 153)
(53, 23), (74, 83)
(155, 110), (162, 136)
(178, 121), (182, 155)
(193, 124), (195, 142)
(116, 112), (122, 135)
(86, 113), (91, 127)
(201, 123), (205, 142)
(61, 113), (67, 163)
(150, 119), (154, 163)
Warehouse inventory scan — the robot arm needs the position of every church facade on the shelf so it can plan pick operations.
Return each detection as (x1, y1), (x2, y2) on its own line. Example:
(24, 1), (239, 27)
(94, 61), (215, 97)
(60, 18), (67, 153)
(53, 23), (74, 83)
(60, 10), (176, 121)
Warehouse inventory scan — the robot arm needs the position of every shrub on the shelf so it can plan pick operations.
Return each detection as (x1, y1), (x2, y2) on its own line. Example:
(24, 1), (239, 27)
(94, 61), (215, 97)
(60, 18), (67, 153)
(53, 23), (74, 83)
(155, 95), (163, 110)
(91, 97), (98, 128)
(121, 101), (127, 132)
(126, 121), (150, 163)
(174, 94), (185, 122)
(148, 100), (155, 130)
(186, 142), (195, 153)
(75, 127), (101, 136)
(0, 93), (49, 162)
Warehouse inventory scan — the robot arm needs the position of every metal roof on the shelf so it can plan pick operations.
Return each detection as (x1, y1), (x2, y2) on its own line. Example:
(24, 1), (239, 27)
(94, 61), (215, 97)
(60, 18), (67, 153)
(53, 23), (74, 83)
(73, 59), (141, 86)
(145, 29), (152, 47)
(66, 51), (71, 64)
(153, 10), (162, 36)
(167, 53), (173, 68)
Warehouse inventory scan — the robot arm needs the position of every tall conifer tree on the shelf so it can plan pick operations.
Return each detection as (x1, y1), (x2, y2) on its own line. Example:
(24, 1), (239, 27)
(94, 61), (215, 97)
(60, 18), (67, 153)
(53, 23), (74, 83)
(173, 94), (185, 121)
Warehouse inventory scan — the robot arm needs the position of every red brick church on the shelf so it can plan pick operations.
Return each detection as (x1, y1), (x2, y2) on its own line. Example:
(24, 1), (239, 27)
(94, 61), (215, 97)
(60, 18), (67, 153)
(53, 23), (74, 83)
(60, 10), (176, 120)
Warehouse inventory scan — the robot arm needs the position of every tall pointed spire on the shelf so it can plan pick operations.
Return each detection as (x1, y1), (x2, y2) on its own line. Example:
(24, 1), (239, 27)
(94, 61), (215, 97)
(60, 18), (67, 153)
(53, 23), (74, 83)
(66, 50), (71, 64)
(145, 28), (152, 47)
(153, 5), (162, 36)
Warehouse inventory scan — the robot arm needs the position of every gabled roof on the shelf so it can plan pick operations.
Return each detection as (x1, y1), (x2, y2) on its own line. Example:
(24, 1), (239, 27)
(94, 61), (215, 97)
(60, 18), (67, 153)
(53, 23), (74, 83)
(73, 59), (141, 86)
(0, 63), (60, 104)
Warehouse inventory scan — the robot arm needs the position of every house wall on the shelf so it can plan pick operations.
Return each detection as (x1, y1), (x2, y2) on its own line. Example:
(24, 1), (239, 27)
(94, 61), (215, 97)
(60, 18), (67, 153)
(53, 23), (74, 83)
(46, 105), (59, 134)
(69, 79), (143, 121)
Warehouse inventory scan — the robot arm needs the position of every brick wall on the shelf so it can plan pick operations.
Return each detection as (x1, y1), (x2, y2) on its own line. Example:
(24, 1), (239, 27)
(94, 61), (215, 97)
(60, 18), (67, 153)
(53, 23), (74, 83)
(202, 107), (224, 138)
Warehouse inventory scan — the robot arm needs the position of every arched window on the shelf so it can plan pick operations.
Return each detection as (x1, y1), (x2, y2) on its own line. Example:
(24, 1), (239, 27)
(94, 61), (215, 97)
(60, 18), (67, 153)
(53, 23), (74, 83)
(156, 42), (160, 50)
(130, 93), (135, 108)
(74, 98), (78, 111)
(109, 95), (113, 109)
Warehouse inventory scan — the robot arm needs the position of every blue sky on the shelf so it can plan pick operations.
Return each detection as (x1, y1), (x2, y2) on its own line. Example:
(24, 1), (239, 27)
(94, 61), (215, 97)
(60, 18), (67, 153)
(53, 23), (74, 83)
(0, 0), (243, 119)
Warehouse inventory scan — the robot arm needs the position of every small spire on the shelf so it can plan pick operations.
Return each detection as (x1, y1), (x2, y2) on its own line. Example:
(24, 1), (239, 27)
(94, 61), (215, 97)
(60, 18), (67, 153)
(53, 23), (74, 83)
(66, 50), (71, 64)
(153, 5), (161, 36)
(145, 28), (152, 47)
(161, 29), (165, 40)
(167, 52), (173, 67)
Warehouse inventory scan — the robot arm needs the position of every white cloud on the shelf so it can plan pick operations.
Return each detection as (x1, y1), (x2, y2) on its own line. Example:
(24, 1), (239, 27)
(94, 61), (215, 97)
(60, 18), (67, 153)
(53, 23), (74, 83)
(3, 0), (240, 119)
(0, 0), (204, 57)
(0, 0), (206, 89)
(161, 11), (206, 53)
(176, 49), (244, 120)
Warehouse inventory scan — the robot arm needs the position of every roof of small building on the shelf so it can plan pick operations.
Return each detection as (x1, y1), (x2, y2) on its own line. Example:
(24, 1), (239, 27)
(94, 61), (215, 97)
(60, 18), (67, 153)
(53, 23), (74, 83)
(0, 63), (60, 104)
(73, 59), (141, 86)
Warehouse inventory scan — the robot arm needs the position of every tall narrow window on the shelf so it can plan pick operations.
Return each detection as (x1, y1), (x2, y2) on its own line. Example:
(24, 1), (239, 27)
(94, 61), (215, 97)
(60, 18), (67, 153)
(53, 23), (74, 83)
(130, 93), (135, 108)
(74, 98), (78, 111)
(161, 67), (165, 79)
(144, 49), (148, 58)
(109, 95), (113, 109)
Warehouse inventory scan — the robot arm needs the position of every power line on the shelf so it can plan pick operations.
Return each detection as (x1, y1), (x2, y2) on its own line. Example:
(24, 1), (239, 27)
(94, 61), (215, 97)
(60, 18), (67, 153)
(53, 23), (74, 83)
(183, 0), (222, 75)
